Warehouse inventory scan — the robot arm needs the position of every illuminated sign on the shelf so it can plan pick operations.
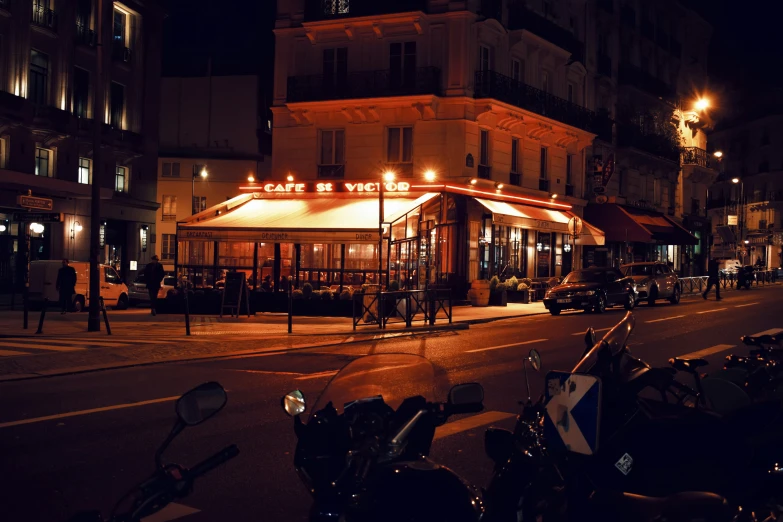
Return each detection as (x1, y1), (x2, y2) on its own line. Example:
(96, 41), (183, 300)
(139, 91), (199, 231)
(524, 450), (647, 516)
(17, 195), (54, 211)
(255, 181), (411, 194)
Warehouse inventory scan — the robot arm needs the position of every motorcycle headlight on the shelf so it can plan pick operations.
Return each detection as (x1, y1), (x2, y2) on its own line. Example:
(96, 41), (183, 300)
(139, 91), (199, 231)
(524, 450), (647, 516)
(575, 290), (595, 296)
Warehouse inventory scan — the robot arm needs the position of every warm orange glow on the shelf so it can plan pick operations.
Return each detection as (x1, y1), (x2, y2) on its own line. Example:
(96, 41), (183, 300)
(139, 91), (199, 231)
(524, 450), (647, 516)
(424, 170), (436, 182)
(469, 178), (478, 185)
(410, 184), (573, 210)
(732, 177), (740, 184)
(495, 182), (504, 190)
(383, 171), (396, 182)
(550, 193), (558, 199)
(713, 151), (723, 158)
(286, 174), (294, 182)
(694, 98), (710, 111)
(247, 175), (255, 182)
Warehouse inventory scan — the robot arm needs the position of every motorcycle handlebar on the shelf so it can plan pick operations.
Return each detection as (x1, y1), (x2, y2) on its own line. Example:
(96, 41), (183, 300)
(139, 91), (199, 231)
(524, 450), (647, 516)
(188, 445), (240, 480)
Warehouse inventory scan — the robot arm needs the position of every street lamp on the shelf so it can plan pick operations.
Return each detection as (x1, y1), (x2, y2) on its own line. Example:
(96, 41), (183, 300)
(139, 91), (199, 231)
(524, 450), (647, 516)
(694, 98), (710, 112)
(424, 169), (436, 182)
(247, 174), (255, 182)
(192, 165), (208, 215)
(379, 170), (395, 288)
(732, 177), (746, 263)
(713, 151), (723, 158)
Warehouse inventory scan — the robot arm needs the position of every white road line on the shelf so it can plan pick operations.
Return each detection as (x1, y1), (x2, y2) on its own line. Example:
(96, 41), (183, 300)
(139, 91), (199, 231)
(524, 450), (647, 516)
(0, 349), (33, 357)
(751, 328), (783, 336)
(0, 396), (180, 429)
(697, 308), (727, 315)
(294, 370), (339, 380)
(735, 302), (760, 308)
(434, 411), (515, 440)
(571, 327), (611, 336)
(645, 315), (686, 324)
(678, 344), (735, 360)
(466, 339), (547, 353)
(140, 502), (200, 522)
(0, 342), (87, 352)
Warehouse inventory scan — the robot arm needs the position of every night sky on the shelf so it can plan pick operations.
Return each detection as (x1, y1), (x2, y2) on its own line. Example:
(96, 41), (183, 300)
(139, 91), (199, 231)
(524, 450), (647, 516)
(160, 0), (782, 128)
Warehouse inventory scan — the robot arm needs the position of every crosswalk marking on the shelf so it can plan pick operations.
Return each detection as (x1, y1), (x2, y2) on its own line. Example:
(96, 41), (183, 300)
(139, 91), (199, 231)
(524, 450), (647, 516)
(735, 302), (759, 308)
(0, 342), (86, 352)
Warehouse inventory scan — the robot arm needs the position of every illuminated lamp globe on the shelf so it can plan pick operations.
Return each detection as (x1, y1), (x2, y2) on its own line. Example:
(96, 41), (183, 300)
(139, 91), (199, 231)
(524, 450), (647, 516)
(424, 170), (436, 182)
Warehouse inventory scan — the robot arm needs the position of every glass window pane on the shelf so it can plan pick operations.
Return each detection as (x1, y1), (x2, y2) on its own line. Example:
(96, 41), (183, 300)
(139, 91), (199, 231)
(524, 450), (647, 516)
(334, 130), (344, 164)
(321, 130), (333, 164)
(480, 130), (489, 165)
(387, 128), (400, 162)
(402, 127), (412, 162)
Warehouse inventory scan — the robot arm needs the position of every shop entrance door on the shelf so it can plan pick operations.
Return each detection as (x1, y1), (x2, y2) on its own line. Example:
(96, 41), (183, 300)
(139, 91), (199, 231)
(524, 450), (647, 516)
(535, 231), (553, 278)
(391, 239), (418, 289)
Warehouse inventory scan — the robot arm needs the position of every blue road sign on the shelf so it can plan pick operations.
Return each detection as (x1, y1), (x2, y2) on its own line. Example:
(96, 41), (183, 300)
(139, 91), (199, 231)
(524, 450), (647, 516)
(544, 371), (602, 455)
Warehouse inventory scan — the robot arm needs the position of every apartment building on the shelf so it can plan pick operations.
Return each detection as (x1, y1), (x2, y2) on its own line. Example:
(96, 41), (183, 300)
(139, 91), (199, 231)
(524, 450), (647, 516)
(0, 0), (164, 290)
(708, 113), (783, 269)
(584, 0), (715, 276)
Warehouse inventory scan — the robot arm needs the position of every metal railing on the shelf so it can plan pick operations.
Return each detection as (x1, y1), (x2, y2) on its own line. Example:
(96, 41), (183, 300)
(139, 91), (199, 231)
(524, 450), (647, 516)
(75, 23), (97, 46)
(682, 147), (712, 169)
(678, 270), (780, 294)
(352, 288), (452, 330)
(32, 5), (57, 30)
(112, 42), (132, 63)
(474, 70), (599, 132)
(287, 66), (441, 103)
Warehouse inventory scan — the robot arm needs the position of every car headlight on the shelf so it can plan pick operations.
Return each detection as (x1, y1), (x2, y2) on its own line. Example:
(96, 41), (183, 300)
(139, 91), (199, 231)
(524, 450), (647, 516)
(545, 290), (553, 298)
(575, 290), (595, 296)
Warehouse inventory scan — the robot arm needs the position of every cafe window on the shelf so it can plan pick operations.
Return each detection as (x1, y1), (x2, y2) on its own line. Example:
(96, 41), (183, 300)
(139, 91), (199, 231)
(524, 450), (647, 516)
(536, 231), (552, 278)
(387, 127), (413, 164)
(192, 196), (206, 214)
(218, 242), (254, 267)
(161, 234), (176, 261)
(469, 221), (480, 282)
(162, 162), (181, 177)
(479, 45), (491, 71)
(78, 157), (91, 184)
(35, 146), (52, 177)
(162, 195), (177, 221)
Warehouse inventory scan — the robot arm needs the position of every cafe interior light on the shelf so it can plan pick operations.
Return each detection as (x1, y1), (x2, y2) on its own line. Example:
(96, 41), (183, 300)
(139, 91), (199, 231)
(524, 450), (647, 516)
(495, 182), (504, 190)
(744, 239), (750, 244)
(536, 243), (543, 252)
(30, 222), (44, 234)
(424, 169), (436, 182)
(564, 243), (572, 253)
(732, 177), (741, 184)
(469, 178), (478, 185)
(0, 224), (6, 233)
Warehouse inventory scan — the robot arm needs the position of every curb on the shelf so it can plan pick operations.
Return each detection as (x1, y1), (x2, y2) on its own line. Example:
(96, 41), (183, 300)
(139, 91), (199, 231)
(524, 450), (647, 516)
(0, 323), (468, 383)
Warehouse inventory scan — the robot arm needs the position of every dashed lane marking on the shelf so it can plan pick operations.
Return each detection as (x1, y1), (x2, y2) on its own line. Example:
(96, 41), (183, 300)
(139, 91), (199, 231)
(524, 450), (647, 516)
(678, 344), (736, 360)
(571, 327), (612, 336)
(645, 315), (686, 324)
(466, 339), (548, 353)
(697, 308), (727, 314)
(735, 302), (760, 308)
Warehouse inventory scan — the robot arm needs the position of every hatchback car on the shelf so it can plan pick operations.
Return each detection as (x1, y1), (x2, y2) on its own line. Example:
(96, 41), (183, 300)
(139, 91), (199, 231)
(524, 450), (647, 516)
(543, 267), (637, 316)
(129, 272), (178, 305)
(621, 262), (681, 306)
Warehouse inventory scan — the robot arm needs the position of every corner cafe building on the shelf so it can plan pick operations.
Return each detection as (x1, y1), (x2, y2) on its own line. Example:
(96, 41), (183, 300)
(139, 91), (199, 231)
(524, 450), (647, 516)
(175, 179), (605, 297)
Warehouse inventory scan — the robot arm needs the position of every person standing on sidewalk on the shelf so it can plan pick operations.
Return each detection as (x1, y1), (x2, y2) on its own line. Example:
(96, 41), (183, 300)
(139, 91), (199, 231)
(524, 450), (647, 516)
(55, 259), (77, 314)
(144, 255), (165, 316)
(703, 257), (722, 301)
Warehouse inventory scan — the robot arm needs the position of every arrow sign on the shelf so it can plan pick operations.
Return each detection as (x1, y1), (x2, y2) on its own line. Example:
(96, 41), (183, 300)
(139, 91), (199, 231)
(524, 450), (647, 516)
(544, 371), (602, 455)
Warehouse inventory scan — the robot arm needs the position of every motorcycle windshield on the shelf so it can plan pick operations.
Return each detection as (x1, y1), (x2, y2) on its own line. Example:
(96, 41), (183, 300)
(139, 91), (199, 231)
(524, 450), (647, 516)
(572, 312), (636, 373)
(311, 354), (437, 416)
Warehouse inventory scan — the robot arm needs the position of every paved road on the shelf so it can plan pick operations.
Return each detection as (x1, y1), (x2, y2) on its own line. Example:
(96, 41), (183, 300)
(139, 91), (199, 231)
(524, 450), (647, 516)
(1, 288), (781, 522)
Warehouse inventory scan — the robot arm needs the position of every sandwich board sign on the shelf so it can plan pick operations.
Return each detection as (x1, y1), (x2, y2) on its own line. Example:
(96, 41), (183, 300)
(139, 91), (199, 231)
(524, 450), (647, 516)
(543, 371), (602, 455)
(220, 272), (251, 318)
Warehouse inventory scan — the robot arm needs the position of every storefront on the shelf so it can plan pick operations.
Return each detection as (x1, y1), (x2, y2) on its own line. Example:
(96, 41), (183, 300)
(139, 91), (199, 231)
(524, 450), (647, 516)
(175, 181), (605, 298)
(584, 203), (698, 274)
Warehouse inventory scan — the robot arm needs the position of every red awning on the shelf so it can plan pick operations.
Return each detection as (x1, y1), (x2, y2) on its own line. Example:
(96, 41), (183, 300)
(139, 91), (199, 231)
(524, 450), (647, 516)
(584, 204), (698, 245)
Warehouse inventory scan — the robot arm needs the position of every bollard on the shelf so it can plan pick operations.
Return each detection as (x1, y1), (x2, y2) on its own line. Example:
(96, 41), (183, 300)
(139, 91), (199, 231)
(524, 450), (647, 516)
(184, 290), (191, 336)
(287, 278), (293, 334)
(36, 298), (48, 334)
(23, 289), (29, 329)
(99, 297), (112, 335)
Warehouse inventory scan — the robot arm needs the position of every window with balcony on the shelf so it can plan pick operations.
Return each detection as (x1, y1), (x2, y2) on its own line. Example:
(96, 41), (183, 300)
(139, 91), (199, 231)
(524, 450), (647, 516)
(161, 234), (176, 261)
(541, 70), (550, 93)
(319, 129), (345, 178)
(565, 154), (574, 196)
(478, 129), (491, 179)
(390, 42), (416, 89)
(539, 147), (549, 191)
(115, 165), (127, 192)
(35, 147), (51, 177)
(192, 196), (206, 214)
(567, 83), (575, 103)
(73, 67), (89, 118)
(323, 47), (348, 90)
(32, 0), (57, 30)
(112, 5), (132, 62)
(162, 195), (177, 221)
(511, 59), (524, 82)
(78, 157), (91, 184)
(162, 162), (181, 177)
(109, 82), (124, 129)
(29, 50), (49, 106)
(75, 0), (94, 46)
(479, 45), (491, 71)
(387, 127), (413, 176)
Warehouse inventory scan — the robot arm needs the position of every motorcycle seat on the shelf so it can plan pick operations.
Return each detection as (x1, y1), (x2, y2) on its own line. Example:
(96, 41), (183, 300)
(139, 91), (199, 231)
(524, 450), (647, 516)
(591, 490), (731, 522)
(669, 357), (709, 372)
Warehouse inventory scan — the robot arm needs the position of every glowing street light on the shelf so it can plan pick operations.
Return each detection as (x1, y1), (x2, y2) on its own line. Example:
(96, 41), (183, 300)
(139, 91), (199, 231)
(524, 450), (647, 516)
(732, 177), (740, 184)
(713, 151), (723, 158)
(424, 169), (436, 182)
(495, 182), (504, 190)
(247, 175), (255, 182)
(694, 98), (710, 111)
(383, 171), (395, 183)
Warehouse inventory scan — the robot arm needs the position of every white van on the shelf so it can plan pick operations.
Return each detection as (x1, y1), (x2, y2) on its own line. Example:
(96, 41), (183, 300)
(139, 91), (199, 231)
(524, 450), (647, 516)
(29, 261), (130, 311)
(718, 259), (742, 275)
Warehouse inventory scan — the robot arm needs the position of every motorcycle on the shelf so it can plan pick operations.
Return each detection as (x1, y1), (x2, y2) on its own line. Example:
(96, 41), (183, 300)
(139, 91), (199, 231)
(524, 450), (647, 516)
(281, 353), (485, 522)
(721, 331), (783, 400)
(481, 313), (783, 521)
(68, 382), (239, 522)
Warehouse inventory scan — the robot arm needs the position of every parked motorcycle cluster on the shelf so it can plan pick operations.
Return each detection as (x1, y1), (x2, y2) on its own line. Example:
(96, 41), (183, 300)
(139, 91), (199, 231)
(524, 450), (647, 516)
(68, 313), (783, 522)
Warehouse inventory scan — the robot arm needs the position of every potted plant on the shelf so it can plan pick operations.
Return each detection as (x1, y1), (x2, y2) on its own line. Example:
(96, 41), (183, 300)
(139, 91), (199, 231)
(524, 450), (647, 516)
(517, 282), (530, 304)
(489, 281), (508, 306)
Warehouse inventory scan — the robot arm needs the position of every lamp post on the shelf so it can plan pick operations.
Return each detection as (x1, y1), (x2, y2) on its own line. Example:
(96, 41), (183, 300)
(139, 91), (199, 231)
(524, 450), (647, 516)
(379, 171), (394, 288)
(732, 177), (745, 263)
(192, 165), (208, 215)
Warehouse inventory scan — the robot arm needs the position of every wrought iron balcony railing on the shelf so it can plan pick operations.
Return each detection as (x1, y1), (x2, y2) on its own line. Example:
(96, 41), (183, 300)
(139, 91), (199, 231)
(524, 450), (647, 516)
(681, 147), (713, 169)
(287, 67), (441, 103)
(617, 122), (680, 163)
(112, 41), (132, 63)
(75, 23), (97, 47)
(304, 0), (427, 22)
(508, 6), (583, 62)
(32, 5), (57, 31)
(474, 70), (599, 133)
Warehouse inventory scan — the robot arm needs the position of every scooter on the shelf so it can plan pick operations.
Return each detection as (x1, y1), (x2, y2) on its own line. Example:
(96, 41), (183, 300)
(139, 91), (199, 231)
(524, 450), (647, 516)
(67, 382), (239, 522)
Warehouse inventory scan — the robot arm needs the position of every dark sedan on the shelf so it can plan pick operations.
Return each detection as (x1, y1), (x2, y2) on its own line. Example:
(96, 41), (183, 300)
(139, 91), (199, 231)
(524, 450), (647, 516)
(542, 267), (638, 316)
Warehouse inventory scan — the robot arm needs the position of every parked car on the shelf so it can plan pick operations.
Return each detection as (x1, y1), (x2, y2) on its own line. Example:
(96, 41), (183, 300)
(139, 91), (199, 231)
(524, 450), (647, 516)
(129, 271), (179, 305)
(542, 267), (637, 316)
(28, 260), (129, 311)
(621, 261), (681, 306)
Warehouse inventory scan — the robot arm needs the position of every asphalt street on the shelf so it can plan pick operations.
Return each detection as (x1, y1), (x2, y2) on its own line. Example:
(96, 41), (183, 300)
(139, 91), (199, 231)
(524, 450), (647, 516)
(1, 287), (782, 522)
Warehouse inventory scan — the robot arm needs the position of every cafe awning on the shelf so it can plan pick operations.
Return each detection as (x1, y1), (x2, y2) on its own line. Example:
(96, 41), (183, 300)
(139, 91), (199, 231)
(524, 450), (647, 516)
(475, 198), (571, 232)
(584, 204), (698, 245)
(178, 193), (439, 244)
(571, 219), (606, 246)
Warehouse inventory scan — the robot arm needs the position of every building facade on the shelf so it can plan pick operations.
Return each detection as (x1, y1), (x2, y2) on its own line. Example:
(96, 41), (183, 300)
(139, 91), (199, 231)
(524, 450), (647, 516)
(708, 114), (783, 269)
(156, 74), (271, 275)
(265, 0), (609, 296)
(0, 0), (164, 290)
(584, 0), (715, 276)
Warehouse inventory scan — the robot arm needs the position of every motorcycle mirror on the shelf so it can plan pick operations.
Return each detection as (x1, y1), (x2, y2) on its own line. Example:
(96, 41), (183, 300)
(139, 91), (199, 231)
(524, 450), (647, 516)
(448, 383), (484, 408)
(281, 390), (306, 417)
(529, 349), (542, 372)
(176, 382), (228, 426)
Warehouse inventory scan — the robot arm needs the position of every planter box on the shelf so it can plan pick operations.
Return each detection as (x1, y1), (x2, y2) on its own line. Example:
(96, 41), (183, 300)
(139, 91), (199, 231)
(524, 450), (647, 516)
(507, 290), (530, 304)
(489, 291), (508, 307)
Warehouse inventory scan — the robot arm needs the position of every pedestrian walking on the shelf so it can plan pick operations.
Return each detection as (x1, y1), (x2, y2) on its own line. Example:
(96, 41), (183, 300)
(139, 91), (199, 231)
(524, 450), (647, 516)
(144, 255), (165, 316)
(702, 257), (722, 301)
(55, 259), (77, 314)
